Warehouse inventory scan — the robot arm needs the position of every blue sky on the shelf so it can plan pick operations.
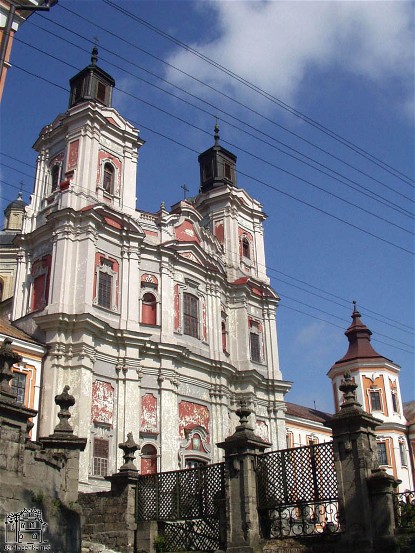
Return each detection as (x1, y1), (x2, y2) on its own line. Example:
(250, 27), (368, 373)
(1, 0), (414, 412)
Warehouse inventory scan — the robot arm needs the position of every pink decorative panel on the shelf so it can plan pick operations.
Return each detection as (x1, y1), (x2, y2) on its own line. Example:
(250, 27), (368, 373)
(179, 401), (210, 442)
(91, 380), (114, 426)
(174, 220), (200, 243)
(141, 393), (158, 433)
(214, 221), (224, 244)
(67, 140), (79, 171)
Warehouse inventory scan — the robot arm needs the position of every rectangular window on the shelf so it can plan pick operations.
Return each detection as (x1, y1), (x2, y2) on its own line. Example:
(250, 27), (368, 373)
(399, 442), (408, 466)
(377, 442), (388, 465)
(391, 392), (399, 413)
(370, 390), (382, 411)
(183, 293), (199, 338)
(98, 272), (112, 309)
(250, 332), (261, 363)
(11, 372), (27, 404)
(93, 438), (109, 476)
(97, 81), (106, 103)
(224, 162), (232, 180)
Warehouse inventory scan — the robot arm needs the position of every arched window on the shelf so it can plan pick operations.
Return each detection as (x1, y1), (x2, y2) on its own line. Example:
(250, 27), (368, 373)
(51, 165), (60, 192)
(31, 255), (52, 312)
(141, 292), (157, 325)
(242, 236), (250, 259)
(221, 320), (227, 352)
(103, 163), (115, 194)
(141, 444), (157, 475)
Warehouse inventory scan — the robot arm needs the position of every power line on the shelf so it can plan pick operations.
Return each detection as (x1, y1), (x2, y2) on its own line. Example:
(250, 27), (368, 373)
(10, 39), (414, 237)
(22, 22), (414, 220)
(6, 63), (415, 257)
(54, 4), (415, 198)
(279, 304), (413, 355)
(102, 0), (415, 187)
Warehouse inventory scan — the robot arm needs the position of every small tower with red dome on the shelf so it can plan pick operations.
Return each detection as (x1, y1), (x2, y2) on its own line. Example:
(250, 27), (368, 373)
(328, 302), (413, 490)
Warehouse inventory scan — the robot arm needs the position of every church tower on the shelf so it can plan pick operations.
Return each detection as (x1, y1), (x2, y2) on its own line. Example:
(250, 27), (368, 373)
(328, 303), (413, 490)
(195, 123), (268, 284)
(11, 54), (290, 491)
(22, 47), (143, 233)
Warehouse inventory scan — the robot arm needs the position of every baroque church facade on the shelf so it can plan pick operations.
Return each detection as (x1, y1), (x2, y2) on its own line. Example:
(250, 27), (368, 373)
(10, 51), (290, 490)
(2, 51), (413, 493)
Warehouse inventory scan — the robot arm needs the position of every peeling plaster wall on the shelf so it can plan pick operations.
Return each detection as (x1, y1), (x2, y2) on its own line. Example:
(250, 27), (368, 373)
(91, 380), (114, 426)
(179, 401), (210, 442)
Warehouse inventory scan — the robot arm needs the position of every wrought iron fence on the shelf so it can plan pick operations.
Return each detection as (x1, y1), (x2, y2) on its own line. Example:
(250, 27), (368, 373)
(136, 462), (226, 552)
(256, 441), (342, 538)
(394, 490), (415, 529)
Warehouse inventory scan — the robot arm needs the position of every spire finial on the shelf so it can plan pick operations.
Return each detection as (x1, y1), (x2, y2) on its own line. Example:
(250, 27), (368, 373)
(91, 45), (98, 66)
(214, 116), (220, 146)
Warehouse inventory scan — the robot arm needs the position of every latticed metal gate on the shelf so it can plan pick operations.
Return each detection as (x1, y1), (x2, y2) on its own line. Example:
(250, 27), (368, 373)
(256, 442), (342, 538)
(136, 462), (226, 552)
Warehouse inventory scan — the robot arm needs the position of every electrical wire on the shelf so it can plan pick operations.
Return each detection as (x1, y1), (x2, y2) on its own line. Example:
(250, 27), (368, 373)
(53, 4), (415, 196)
(4, 63), (415, 258)
(9, 40), (414, 238)
(101, 0), (415, 187)
(20, 24), (415, 220)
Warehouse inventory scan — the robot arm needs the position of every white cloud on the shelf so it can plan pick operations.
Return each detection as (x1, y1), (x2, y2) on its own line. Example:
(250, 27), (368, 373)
(165, 1), (413, 107)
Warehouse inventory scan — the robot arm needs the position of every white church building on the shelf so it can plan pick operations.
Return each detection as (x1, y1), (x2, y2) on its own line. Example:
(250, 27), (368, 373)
(10, 50), (291, 491)
(3, 50), (413, 493)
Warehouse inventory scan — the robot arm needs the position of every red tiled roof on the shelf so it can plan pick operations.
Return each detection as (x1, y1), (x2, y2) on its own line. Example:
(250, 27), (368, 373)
(0, 319), (43, 345)
(285, 401), (332, 424)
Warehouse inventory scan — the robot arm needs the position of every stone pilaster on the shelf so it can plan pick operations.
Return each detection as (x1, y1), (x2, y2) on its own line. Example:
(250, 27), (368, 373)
(328, 370), (399, 553)
(218, 401), (270, 553)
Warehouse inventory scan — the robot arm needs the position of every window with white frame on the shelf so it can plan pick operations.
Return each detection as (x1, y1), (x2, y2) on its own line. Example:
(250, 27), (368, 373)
(102, 162), (115, 194)
(93, 437), (109, 476)
(11, 371), (27, 404)
(91, 424), (113, 477)
(377, 441), (388, 465)
(50, 162), (63, 193)
(249, 319), (263, 363)
(391, 390), (399, 413)
(399, 441), (408, 467)
(369, 389), (382, 412)
(94, 256), (118, 311)
(183, 292), (199, 338)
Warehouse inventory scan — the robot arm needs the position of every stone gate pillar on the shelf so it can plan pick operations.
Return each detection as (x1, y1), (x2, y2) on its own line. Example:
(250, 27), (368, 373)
(328, 371), (399, 553)
(218, 401), (270, 553)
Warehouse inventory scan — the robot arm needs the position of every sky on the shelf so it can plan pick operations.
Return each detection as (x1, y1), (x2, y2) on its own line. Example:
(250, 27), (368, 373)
(0, 0), (414, 412)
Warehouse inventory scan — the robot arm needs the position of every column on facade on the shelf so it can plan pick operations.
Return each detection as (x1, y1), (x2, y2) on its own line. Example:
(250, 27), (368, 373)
(158, 370), (179, 471)
(30, 149), (49, 218)
(224, 205), (240, 279)
(119, 246), (130, 327)
(262, 304), (281, 381)
(127, 247), (140, 325)
(120, 365), (142, 471)
(49, 224), (73, 309)
(253, 220), (267, 281)
(206, 279), (221, 360)
(159, 257), (174, 341)
(12, 249), (31, 319)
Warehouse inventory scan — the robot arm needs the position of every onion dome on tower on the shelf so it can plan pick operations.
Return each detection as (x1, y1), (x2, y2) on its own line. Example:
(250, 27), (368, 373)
(3, 191), (27, 231)
(333, 301), (390, 365)
(198, 122), (237, 193)
(69, 47), (115, 108)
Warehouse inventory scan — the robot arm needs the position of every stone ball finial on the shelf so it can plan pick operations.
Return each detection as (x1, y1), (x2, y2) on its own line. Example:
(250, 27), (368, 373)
(339, 370), (361, 410)
(0, 338), (22, 401)
(235, 399), (253, 431)
(53, 385), (75, 434)
(119, 432), (139, 472)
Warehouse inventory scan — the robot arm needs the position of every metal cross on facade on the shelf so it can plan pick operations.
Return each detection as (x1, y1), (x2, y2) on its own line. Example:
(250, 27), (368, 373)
(181, 184), (189, 199)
